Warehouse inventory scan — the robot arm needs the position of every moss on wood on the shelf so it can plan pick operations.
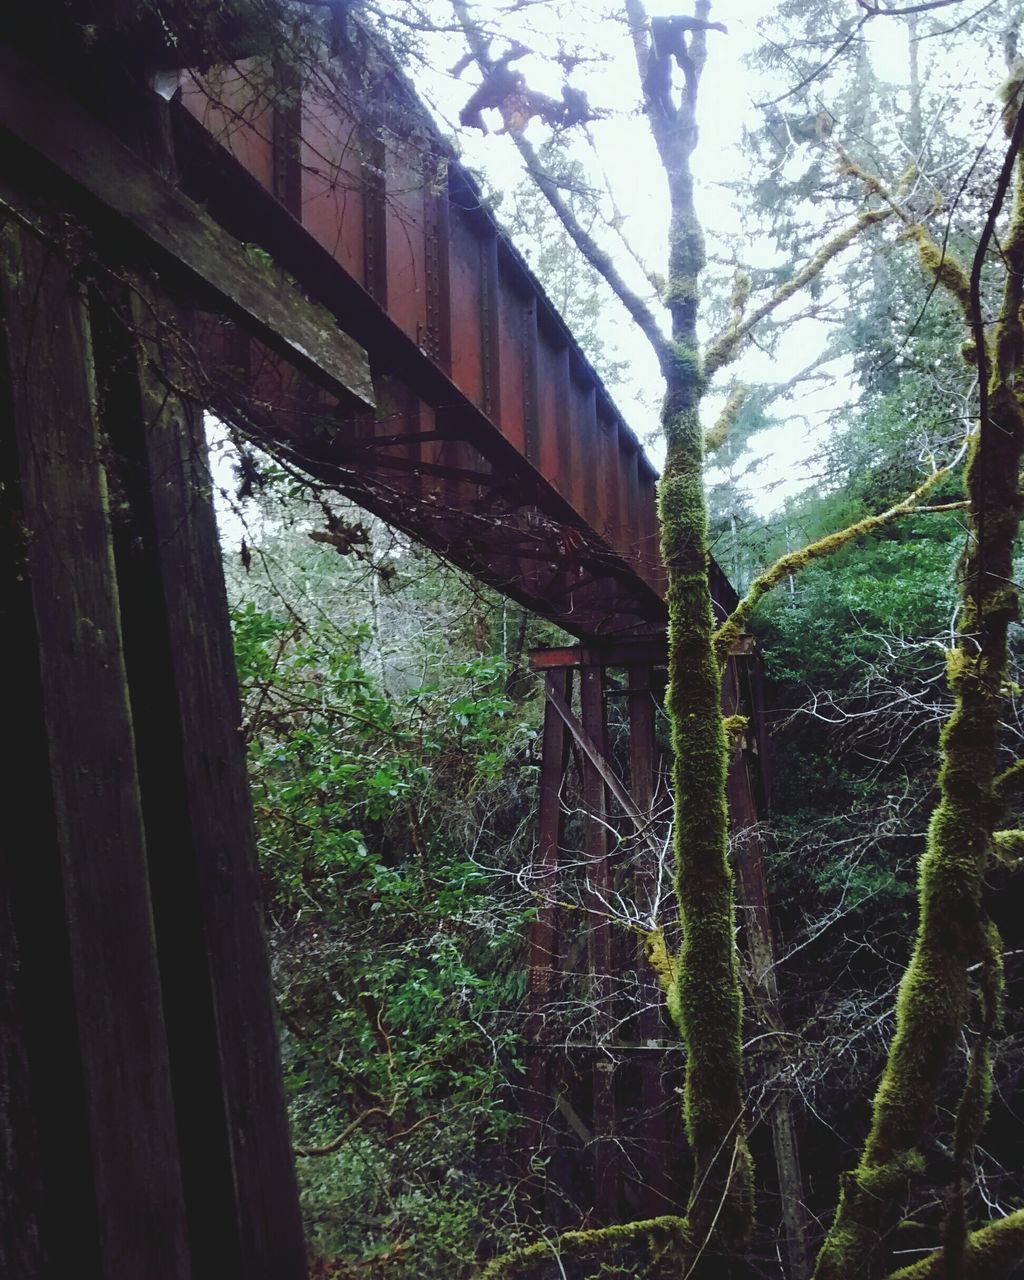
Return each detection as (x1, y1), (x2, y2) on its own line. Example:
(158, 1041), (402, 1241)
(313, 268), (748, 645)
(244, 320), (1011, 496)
(478, 1215), (693, 1279)
(888, 1208), (1024, 1280)
(706, 384), (747, 454)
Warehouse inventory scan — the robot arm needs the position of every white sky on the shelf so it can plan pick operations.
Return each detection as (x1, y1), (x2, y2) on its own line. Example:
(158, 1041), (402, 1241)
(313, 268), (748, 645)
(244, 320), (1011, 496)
(404, 0), (992, 515)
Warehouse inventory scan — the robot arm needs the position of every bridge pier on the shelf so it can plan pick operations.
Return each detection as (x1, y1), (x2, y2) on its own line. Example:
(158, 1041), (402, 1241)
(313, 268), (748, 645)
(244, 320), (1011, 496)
(521, 638), (807, 1271)
(522, 640), (678, 1228)
(0, 214), (307, 1279)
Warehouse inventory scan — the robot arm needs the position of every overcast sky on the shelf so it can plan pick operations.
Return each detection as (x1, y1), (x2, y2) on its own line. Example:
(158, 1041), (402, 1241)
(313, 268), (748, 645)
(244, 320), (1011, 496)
(405, 0), (989, 516)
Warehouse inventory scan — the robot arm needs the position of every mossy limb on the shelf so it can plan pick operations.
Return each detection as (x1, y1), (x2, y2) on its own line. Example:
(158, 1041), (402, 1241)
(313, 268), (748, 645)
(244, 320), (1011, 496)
(478, 1215), (693, 1279)
(704, 207), (890, 380)
(706, 384), (748, 454)
(993, 759), (1024, 806)
(716, 466), (952, 664)
(991, 828), (1024, 864)
(887, 1208), (1024, 1279)
(910, 225), (973, 318)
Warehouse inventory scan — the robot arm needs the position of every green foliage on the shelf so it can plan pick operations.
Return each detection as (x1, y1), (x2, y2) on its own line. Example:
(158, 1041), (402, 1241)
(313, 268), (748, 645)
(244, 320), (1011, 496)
(228, 512), (544, 1277)
(759, 526), (958, 689)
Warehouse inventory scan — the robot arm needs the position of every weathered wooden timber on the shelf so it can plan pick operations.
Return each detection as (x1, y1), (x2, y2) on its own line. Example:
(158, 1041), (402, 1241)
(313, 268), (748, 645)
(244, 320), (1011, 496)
(1, 219), (192, 1280)
(524, 640), (800, 1252)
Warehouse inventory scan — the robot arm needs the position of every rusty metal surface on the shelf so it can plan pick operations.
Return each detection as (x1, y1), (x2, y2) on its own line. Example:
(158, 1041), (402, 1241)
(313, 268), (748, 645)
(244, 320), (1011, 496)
(0, 9), (738, 639)
(170, 32), (739, 634)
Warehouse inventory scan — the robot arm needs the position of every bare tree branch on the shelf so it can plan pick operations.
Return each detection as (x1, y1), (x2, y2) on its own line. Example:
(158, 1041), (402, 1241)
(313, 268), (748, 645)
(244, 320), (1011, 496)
(450, 0), (671, 364)
(858, 0), (968, 15)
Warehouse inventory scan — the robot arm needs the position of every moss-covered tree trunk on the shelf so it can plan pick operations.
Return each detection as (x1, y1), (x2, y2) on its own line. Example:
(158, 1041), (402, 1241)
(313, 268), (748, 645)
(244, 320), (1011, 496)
(641, 1), (755, 1267)
(812, 128), (1024, 1280)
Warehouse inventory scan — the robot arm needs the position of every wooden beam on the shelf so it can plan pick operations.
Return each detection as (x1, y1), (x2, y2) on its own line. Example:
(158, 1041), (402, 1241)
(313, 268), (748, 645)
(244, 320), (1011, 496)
(0, 41), (374, 413)
(0, 218), (190, 1280)
(522, 669), (572, 1217)
(628, 664), (675, 1215)
(529, 634), (754, 671)
(544, 681), (664, 863)
(579, 664), (618, 1220)
(92, 284), (308, 1278)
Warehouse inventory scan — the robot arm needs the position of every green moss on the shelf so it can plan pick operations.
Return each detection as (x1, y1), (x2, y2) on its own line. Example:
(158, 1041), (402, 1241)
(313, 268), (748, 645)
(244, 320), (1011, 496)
(479, 1215), (693, 1279)
(730, 271), (752, 314)
(993, 759), (1024, 807)
(659, 393), (754, 1253)
(666, 276), (699, 305)
(645, 927), (683, 1033)
(706, 384), (747, 454)
(991, 829), (1024, 864)
(722, 713), (748, 743)
(888, 1208), (1024, 1279)
(910, 226), (972, 316)
(663, 341), (705, 392)
(999, 62), (1024, 136)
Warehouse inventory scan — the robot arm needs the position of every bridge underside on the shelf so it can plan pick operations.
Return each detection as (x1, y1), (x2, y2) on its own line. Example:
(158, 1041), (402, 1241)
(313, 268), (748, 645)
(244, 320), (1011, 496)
(0, 8), (763, 1278)
(1, 1), (741, 639)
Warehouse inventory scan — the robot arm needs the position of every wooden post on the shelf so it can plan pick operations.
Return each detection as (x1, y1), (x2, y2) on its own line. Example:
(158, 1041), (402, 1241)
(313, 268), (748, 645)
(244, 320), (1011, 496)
(92, 284), (308, 1280)
(628, 663), (674, 1215)
(579, 662), (618, 1220)
(524, 667), (572, 1210)
(724, 653), (810, 1280)
(0, 219), (191, 1279)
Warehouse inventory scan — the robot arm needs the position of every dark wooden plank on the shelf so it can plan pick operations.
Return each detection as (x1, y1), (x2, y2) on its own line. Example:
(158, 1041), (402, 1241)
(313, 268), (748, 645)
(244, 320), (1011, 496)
(722, 653), (810, 1279)
(523, 668), (572, 1207)
(96, 285), (308, 1280)
(627, 664), (674, 1215)
(529, 636), (749, 670)
(1, 298), (98, 1279)
(271, 55), (303, 218)
(579, 663), (618, 1219)
(542, 679), (663, 863)
(0, 41), (374, 411)
(0, 218), (191, 1279)
(0, 846), (42, 1277)
(530, 640), (667, 671)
